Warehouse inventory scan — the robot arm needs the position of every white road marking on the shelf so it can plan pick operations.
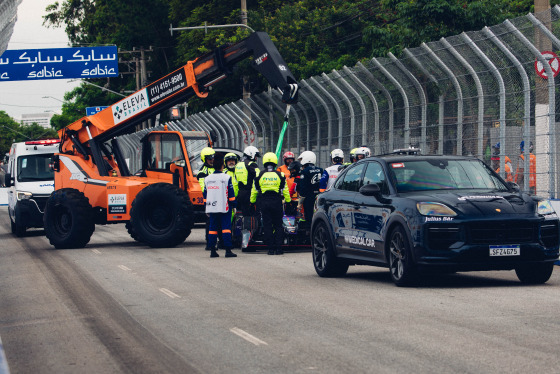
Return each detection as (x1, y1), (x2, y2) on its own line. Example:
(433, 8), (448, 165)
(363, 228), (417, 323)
(159, 288), (181, 299)
(118, 265), (131, 271)
(230, 327), (268, 346)
(91, 249), (102, 255)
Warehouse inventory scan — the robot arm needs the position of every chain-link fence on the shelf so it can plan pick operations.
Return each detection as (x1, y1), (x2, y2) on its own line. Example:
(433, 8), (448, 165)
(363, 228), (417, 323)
(120, 6), (560, 198)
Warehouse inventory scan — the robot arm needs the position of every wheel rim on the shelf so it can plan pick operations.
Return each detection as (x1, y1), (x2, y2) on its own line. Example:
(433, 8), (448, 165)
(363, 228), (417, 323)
(389, 231), (405, 281)
(313, 225), (329, 271)
(53, 204), (72, 236)
(141, 200), (174, 233)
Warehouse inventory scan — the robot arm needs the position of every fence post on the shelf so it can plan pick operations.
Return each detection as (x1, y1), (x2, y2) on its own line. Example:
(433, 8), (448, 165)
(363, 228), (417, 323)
(483, 26), (532, 191)
(299, 90), (322, 153)
(439, 37), (484, 159)
(235, 101), (267, 150)
(505, 19), (556, 198)
(372, 58), (410, 148)
(332, 69), (367, 147)
(421, 42), (464, 156)
(388, 52), (427, 152)
(343, 66), (380, 154)
(357, 62), (395, 152)
(403, 48), (445, 155)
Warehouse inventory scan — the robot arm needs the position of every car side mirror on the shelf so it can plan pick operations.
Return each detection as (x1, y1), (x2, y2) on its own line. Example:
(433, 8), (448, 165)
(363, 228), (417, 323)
(506, 181), (520, 192)
(4, 173), (11, 187)
(359, 183), (381, 197)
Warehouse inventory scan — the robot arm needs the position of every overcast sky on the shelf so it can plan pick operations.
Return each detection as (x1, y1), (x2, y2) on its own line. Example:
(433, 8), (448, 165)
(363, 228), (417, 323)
(0, 0), (81, 119)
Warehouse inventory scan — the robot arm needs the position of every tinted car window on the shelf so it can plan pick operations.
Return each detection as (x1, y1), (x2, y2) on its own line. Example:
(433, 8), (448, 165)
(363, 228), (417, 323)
(338, 163), (365, 192)
(363, 162), (389, 194)
(391, 159), (508, 192)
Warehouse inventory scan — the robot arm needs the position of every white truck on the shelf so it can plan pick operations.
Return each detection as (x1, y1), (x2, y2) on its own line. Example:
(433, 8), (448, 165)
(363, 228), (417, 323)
(5, 139), (59, 236)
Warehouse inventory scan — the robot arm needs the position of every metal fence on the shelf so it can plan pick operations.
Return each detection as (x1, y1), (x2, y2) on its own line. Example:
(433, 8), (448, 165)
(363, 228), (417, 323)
(120, 6), (560, 198)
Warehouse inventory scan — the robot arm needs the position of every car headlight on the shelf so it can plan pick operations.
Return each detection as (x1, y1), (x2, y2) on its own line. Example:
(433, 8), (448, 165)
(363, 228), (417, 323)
(537, 200), (555, 215)
(16, 191), (32, 200)
(416, 202), (457, 216)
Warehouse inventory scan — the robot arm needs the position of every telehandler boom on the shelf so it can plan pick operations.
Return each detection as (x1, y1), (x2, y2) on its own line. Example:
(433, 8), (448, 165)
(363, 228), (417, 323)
(44, 32), (298, 249)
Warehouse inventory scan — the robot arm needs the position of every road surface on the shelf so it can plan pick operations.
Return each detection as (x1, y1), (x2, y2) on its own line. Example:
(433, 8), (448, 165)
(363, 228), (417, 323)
(0, 207), (558, 373)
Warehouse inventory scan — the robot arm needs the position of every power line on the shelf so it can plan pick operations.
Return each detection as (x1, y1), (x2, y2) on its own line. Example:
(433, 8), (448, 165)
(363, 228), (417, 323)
(0, 102), (60, 108)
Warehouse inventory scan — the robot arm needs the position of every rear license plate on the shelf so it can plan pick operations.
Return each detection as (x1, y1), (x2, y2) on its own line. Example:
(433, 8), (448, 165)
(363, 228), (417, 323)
(489, 245), (520, 256)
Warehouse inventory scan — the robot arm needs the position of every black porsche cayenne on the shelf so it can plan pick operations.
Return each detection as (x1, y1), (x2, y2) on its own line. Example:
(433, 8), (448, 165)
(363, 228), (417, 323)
(311, 153), (559, 286)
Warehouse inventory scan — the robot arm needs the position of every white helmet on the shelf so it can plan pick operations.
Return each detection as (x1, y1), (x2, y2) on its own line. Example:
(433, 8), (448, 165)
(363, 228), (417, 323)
(243, 146), (261, 161)
(331, 148), (344, 159)
(298, 151), (316, 166)
(355, 147), (370, 159)
(331, 148), (344, 162)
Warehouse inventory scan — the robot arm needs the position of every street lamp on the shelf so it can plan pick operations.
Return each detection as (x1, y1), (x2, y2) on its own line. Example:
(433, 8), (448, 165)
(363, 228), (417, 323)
(67, 79), (126, 97)
(42, 96), (64, 103)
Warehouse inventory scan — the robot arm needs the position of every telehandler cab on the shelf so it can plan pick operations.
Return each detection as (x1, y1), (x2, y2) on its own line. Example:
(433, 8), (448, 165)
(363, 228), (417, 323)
(43, 32), (298, 249)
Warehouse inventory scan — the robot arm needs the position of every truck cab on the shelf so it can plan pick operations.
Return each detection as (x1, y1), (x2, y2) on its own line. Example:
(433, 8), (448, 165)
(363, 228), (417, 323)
(6, 139), (60, 236)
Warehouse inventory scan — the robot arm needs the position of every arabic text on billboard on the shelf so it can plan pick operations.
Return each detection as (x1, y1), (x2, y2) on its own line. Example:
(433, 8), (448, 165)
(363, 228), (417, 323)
(0, 46), (118, 81)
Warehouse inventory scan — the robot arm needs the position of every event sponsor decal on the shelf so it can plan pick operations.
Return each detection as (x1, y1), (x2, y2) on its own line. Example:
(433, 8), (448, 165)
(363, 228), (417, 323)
(147, 70), (187, 105)
(111, 89), (149, 125)
(108, 194), (127, 214)
(344, 235), (376, 248)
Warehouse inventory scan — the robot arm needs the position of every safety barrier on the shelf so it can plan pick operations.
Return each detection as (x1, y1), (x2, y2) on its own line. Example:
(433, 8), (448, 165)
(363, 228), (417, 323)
(120, 6), (560, 198)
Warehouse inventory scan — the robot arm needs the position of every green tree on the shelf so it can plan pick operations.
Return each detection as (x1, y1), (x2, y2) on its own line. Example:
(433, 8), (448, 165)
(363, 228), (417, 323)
(44, 0), (560, 120)
(50, 84), (123, 131)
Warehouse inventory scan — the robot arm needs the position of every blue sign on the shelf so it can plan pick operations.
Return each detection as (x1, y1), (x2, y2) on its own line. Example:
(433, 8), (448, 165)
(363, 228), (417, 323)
(86, 106), (109, 116)
(0, 46), (118, 81)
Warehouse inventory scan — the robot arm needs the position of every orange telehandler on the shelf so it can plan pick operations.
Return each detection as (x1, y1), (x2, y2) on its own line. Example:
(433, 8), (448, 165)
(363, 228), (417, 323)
(43, 32), (298, 249)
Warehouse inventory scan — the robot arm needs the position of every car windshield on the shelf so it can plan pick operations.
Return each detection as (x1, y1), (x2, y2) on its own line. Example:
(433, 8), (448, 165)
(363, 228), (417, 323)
(390, 159), (508, 192)
(17, 154), (54, 182)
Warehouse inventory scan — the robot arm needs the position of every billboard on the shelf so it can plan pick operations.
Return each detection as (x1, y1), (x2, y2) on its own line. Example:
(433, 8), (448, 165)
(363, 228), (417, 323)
(0, 46), (118, 81)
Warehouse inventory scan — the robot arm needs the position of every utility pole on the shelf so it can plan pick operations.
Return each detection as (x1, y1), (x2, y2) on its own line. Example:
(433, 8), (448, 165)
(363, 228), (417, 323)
(119, 47), (153, 129)
(241, 0), (253, 146)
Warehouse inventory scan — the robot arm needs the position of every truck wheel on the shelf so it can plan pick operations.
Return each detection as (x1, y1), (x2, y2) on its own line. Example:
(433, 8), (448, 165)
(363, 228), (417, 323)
(13, 204), (27, 237)
(125, 222), (142, 242)
(130, 183), (193, 248)
(44, 188), (95, 249)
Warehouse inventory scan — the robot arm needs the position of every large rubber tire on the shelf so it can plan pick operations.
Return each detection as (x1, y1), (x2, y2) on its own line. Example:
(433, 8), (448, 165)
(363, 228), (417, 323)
(515, 262), (554, 284)
(130, 183), (193, 248)
(312, 221), (349, 277)
(388, 225), (418, 287)
(10, 216), (16, 234)
(13, 204), (26, 237)
(44, 188), (95, 249)
(125, 222), (142, 242)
